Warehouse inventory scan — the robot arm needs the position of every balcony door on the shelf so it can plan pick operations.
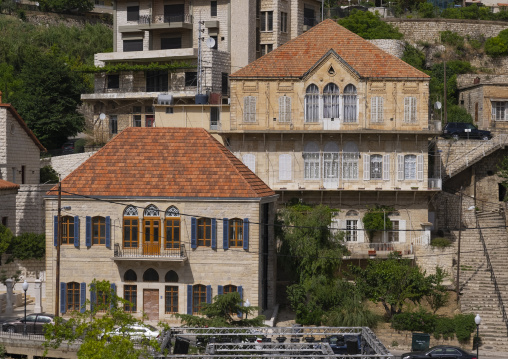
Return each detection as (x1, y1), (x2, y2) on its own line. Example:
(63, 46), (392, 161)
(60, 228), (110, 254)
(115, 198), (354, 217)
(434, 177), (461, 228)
(143, 218), (160, 255)
(164, 4), (184, 22)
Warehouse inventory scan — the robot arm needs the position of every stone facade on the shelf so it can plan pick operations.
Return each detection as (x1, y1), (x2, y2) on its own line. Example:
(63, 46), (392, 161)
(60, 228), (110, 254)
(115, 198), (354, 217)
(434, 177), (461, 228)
(44, 197), (277, 322)
(368, 39), (405, 59)
(15, 184), (53, 235)
(41, 152), (97, 180)
(0, 190), (17, 233)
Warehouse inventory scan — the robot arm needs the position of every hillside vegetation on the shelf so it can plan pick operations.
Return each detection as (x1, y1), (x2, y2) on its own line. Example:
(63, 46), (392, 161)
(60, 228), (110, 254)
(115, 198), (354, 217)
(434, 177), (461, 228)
(0, 15), (112, 149)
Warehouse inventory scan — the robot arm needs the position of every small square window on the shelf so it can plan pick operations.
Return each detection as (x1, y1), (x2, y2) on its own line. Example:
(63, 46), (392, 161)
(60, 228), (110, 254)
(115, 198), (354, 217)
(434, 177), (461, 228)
(185, 72), (198, 87)
(127, 5), (139, 21)
(107, 75), (119, 89)
(166, 107), (174, 114)
(133, 115), (142, 127)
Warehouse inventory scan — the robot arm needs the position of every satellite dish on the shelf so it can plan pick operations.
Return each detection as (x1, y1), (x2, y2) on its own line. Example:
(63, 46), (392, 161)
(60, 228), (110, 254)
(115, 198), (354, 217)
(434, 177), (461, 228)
(434, 102), (442, 110)
(206, 37), (216, 49)
(99, 113), (106, 120)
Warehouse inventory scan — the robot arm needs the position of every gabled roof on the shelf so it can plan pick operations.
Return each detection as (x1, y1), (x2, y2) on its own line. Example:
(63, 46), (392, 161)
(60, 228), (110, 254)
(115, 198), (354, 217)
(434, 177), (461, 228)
(0, 104), (47, 152)
(0, 179), (19, 191)
(231, 19), (429, 80)
(47, 127), (276, 200)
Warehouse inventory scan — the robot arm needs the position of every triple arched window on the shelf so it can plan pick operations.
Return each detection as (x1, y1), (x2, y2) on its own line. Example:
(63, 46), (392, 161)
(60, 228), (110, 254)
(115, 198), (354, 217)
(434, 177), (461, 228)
(305, 83), (358, 123)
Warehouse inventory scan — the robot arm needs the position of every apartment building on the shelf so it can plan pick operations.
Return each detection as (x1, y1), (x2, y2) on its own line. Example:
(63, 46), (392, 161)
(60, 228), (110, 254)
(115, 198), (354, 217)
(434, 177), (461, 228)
(82, 0), (321, 141)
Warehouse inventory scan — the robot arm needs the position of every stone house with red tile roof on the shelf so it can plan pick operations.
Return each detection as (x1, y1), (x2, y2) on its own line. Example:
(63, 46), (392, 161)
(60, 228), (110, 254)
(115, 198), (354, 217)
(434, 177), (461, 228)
(220, 19), (440, 255)
(44, 127), (278, 321)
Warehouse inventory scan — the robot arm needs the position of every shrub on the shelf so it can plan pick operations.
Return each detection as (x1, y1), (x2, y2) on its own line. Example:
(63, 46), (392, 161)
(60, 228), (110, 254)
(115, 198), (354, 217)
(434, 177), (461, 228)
(431, 237), (452, 248)
(440, 31), (465, 48)
(391, 308), (436, 333)
(418, 2), (436, 18)
(7, 232), (45, 263)
(75, 138), (86, 153)
(486, 37), (508, 57)
(401, 44), (426, 71)
(337, 10), (403, 40)
(40, 165), (59, 184)
(434, 316), (455, 340)
(454, 313), (476, 343)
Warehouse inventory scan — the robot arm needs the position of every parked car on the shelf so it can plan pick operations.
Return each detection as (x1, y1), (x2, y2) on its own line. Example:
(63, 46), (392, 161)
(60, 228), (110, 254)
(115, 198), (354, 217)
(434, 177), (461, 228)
(442, 122), (492, 141)
(61, 140), (77, 155)
(1, 313), (58, 335)
(401, 345), (477, 359)
(104, 324), (160, 343)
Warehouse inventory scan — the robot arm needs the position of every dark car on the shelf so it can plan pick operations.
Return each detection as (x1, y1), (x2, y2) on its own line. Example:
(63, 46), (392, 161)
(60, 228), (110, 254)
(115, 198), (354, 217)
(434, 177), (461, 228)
(401, 345), (477, 359)
(1, 313), (58, 335)
(442, 122), (491, 141)
(61, 140), (77, 155)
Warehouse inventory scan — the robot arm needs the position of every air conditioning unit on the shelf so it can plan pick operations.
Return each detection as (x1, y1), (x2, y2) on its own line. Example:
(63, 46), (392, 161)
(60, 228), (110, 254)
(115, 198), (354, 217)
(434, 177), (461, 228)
(157, 94), (173, 105)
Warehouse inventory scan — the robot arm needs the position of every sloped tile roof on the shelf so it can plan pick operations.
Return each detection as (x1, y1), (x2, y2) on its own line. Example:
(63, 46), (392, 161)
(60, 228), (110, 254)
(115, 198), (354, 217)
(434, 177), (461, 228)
(231, 19), (429, 80)
(0, 104), (46, 152)
(0, 179), (19, 191)
(47, 127), (276, 199)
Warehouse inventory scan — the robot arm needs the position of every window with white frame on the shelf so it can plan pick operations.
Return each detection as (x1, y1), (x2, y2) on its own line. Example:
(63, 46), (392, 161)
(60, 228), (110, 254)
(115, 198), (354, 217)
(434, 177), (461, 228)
(279, 96), (291, 123)
(305, 84), (320, 123)
(343, 84), (357, 123)
(371, 96), (384, 123)
(242, 154), (256, 173)
(279, 154), (292, 181)
(303, 142), (320, 180)
(492, 101), (508, 121)
(323, 83), (340, 119)
(388, 220), (399, 242)
(404, 155), (416, 180)
(397, 154), (423, 181)
(243, 96), (256, 123)
(346, 220), (358, 242)
(342, 142), (359, 180)
(323, 142), (339, 182)
(370, 154), (382, 180)
(404, 96), (417, 123)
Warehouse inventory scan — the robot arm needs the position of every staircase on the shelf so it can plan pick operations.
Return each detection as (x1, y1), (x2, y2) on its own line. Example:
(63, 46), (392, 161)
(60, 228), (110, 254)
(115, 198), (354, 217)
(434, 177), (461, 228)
(438, 134), (508, 180)
(459, 209), (508, 350)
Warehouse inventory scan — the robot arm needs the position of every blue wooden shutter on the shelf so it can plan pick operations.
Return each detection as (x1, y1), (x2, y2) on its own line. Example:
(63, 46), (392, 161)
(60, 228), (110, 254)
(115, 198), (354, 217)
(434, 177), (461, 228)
(218, 285), (223, 295)
(191, 217), (197, 249)
(243, 218), (249, 250)
(237, 285), (243, 318)
(74, 216), (80, 247)
(80, 282), (86, 313)
(206, 285), (212, 304)
(60, 282), (66, 314)
(54, 216), (58, 246)
(105, 216), (111, 248)
(90, 283), (96, 312)
(187, 285), (192, 314)
(110, 283), (116, 309)
(85, 216), (92, 247)
(223, 218), (229, 250)
(211, 219), (217, 249)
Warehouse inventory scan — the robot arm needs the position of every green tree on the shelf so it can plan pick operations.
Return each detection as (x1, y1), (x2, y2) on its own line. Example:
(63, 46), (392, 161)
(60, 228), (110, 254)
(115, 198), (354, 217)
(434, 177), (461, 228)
(7, 232), (45, 263)
(418, 2), (437, 18)
(44, 280), (162, 359)
(361, 206), (393, 242)
(350, 255), (435, 319)
(0, 225), (13, 264)
(446, 104), (473, 124)
(38, 0), (94, 13)
(401, 44), (426, 72)
(425, 267), (449, 314)
(40, 165), (60, 184)
(174, 292), (264, 327)
(337, 10), (403, 40)
(485, 37), (508, 57)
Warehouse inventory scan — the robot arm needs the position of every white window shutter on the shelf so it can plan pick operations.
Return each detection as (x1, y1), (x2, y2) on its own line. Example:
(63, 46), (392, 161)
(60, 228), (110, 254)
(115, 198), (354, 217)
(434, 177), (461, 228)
(363, 154), (370, 181)
(397, 154), (404, 181)
(404, 97), (409, 122)
(399, 220), (406, 243)
(379, 97), (384, 121)
(319, 96), (323, 121)
(251, 97), (256, 122)
(279, 154), (291, 181)
(357, 219), (365, 243)
(356, 96), (360, 121)
(492, 102), (496, 120)
(383, 154), (390, 181)
(278, 97), (283, 121)
(371, 97), (376, 121)
(417, 154), (424, 181)
(242, 154), (256, 173)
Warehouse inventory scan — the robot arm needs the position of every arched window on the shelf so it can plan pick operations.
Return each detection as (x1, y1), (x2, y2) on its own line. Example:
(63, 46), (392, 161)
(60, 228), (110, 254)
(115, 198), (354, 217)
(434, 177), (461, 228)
(67, 282), (80, 311)
(165, 206), (180, 250)
(323, 83), (340, 119)
(370, 154), (383, 180)
(342, 142), (359, 180)
(229, 219), (243, 247)
(305, 84), (319, 123)
(193, 284), (207, 313)
(303, 142), (320, 180)
(323, 142), (339, 182)
(123, 206), (139, 249)
(165, 270), (179, 282)
(198, 218), (212, 247)
(61, 216), (75, 245)
(92, 216), (106, 245)
(224, 284), (237, 294)
(143, 268), (160, 282)
(343, 84), (357, 122)
(346, 210), (359, 217)
(143, 205), (160, 255)
(124, 269), (137, 282)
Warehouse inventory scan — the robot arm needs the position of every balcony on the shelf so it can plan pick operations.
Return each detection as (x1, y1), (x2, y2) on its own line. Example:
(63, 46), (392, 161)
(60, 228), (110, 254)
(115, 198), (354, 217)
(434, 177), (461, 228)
(119, 13), (193, 33)
(95, 47), (197, 65)
(113, 243), (187, 262)
(344, 242), (414, 259)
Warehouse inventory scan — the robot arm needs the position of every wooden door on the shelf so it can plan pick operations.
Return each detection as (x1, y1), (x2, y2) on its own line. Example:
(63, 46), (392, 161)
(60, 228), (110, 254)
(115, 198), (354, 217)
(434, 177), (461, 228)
(143, 289), (159, 321)
(143, 218), (160, 255)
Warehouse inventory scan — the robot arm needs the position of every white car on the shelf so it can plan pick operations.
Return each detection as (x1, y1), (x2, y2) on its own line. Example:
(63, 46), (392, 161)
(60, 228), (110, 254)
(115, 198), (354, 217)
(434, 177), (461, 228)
(105, 324), (160, 343)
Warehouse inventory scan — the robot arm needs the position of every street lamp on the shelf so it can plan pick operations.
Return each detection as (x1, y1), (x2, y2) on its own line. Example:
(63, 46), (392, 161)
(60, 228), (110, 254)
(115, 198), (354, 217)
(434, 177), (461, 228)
(244, 299), (251, 319)
(475, 314), (481, 359)
(22, 280), (28, 336)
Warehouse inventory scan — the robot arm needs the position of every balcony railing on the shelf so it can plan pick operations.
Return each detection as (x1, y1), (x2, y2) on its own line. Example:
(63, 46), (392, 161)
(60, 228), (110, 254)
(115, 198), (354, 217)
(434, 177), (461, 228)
(345, 242), (413, 258)
(113, 243), (187, 260)
(139, 13), (193, 25)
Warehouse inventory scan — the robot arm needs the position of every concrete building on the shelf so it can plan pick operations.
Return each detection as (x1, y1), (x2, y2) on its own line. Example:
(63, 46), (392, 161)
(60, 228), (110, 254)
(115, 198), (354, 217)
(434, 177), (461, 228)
(0, 96), (47, 235)
(217, 19), (440, 253)
(44, 127), (278, 321)
(81, 0), (321, 142)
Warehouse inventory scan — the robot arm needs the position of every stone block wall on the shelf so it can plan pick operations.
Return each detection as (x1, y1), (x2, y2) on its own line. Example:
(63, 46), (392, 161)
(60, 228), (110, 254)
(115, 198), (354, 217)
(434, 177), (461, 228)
(42, 152), (97, 180)
(0, 191), (17, 235)
(15, 184), (53, 235)
(414, 244), (455, 277)
(0, 254), (46, 302)
(368, 39), (405, 59)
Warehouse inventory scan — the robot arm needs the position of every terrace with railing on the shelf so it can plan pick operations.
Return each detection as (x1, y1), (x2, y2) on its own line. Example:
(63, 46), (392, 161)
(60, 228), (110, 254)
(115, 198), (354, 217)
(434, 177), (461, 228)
(113, 243), (187, 261)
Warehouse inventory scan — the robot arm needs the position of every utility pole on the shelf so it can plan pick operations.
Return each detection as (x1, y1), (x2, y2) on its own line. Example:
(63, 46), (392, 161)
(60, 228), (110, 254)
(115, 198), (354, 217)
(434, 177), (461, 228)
(456, 186), (463, 303)
(444, 61), (447, 125)
(55, 180), (62, 317)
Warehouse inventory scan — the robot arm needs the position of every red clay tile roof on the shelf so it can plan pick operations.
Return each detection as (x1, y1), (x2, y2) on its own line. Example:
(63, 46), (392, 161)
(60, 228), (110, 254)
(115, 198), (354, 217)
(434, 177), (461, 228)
(0, 104), (46, 152)
(47, 127), (276, 199)
(231, 19), (429, 80)
(0, 179), (19, 191)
